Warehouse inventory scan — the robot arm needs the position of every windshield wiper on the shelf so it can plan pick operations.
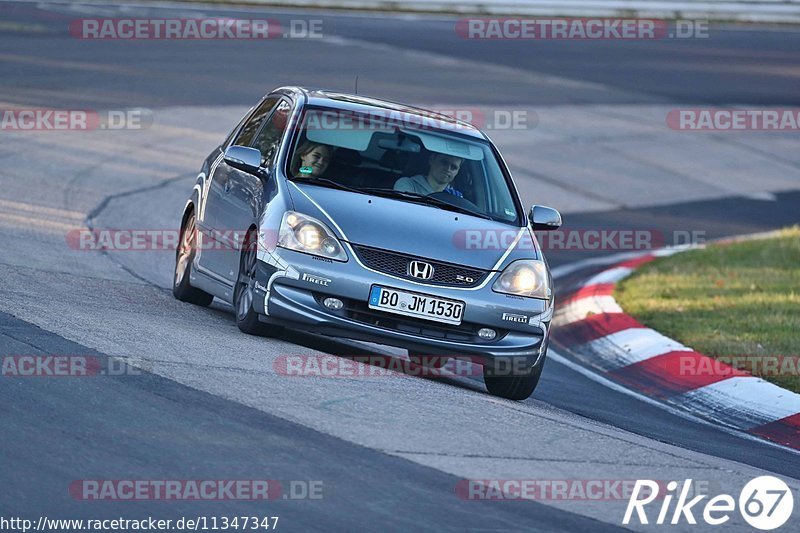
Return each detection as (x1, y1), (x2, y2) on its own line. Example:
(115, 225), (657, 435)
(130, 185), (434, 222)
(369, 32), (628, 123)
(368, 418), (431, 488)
(359, 188), (493, 220)
(291, 176), (361, 194)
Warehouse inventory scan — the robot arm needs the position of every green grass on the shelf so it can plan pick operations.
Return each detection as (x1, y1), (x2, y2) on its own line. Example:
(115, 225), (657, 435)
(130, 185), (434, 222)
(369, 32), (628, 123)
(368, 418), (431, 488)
(616, 227), (800, 392)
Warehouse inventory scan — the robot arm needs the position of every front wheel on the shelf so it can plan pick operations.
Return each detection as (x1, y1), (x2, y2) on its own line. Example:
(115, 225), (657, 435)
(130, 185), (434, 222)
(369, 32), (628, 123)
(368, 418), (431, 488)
(483, 356), (545, 401)
(233, 229), (282, 337)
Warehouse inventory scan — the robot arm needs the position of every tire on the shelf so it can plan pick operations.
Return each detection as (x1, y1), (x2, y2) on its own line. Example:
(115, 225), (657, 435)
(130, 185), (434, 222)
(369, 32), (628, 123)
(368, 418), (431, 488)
(233, 228), (282, 337)
(173, 210), (214, 306)
(483, 355), (546, 401)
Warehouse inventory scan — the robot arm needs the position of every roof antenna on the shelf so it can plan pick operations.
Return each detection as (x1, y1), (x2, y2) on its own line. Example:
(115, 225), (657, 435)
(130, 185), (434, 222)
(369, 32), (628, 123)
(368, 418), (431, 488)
(354, 76), (359, 95)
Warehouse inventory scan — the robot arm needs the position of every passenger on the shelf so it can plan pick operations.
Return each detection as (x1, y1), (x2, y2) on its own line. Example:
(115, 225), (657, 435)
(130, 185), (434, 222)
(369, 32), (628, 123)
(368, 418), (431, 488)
(394, 152), (464, 198)
(291, 142), (333, 178)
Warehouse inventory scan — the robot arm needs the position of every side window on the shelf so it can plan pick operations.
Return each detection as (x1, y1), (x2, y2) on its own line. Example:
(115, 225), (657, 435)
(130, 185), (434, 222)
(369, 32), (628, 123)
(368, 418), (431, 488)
(232, 97), (279, 147)
(252, 100), (291, 166)
(222, 114), (246, 148)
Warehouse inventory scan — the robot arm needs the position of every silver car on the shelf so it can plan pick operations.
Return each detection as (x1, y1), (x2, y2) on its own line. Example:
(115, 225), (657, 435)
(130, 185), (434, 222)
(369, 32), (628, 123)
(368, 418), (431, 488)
(173, 87), (562, 400)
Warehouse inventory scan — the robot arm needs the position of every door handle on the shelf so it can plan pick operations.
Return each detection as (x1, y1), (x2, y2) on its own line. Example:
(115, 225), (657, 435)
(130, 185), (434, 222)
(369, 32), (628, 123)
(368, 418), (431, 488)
(224, 180), (232, 193)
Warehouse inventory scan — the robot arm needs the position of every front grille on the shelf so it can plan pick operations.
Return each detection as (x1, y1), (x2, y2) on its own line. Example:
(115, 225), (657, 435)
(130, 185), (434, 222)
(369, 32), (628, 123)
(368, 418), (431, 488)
(330, 297), (506, 343)
(352, 244), (487, 287)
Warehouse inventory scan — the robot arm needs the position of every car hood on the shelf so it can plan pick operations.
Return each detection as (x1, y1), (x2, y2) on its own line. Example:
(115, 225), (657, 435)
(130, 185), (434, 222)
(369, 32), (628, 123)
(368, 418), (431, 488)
(288, 183), (537, 270)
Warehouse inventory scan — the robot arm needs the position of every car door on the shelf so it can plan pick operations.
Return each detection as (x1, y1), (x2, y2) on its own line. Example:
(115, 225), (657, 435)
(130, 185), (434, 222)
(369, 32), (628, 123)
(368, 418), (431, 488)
(203, 98), (294, 284)
(197, 96), (279, 280)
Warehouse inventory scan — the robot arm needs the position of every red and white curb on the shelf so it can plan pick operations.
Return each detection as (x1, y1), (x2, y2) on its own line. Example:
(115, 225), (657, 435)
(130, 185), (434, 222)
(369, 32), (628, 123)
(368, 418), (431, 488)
(553, 251), (800, 451)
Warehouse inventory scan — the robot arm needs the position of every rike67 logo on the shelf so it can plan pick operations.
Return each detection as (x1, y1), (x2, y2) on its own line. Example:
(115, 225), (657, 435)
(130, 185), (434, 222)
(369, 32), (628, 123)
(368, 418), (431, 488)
(624, 477), (794, 530)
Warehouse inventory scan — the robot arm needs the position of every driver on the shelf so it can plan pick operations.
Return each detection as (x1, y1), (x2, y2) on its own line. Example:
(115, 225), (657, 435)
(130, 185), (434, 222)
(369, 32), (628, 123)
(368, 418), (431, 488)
(394, 152), (464, 198)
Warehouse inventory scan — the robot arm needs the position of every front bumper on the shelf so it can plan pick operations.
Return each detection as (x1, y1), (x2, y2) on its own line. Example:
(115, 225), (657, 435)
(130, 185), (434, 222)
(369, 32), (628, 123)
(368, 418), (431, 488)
(253, 247), (552, 367)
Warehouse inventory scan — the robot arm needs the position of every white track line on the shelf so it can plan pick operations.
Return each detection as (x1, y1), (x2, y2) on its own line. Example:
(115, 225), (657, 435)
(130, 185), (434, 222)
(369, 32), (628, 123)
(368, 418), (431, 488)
(548, 349), (800, 457)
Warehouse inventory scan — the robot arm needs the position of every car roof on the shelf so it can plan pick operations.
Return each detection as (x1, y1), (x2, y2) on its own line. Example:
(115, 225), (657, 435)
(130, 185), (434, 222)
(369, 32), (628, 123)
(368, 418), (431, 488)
(271, 86), (487, 140)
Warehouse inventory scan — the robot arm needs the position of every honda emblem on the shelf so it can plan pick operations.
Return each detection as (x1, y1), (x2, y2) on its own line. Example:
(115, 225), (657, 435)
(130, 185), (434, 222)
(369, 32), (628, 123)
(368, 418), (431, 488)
(408, 260), (434, 280)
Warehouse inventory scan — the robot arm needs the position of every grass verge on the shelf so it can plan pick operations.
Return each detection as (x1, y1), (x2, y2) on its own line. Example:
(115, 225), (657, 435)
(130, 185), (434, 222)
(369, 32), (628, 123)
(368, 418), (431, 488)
(616, 226), (800, 392)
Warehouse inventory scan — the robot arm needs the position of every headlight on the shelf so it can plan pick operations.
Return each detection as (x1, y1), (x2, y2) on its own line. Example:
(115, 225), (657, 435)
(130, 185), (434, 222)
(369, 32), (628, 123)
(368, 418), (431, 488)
(492, 260), (550, 299)
(277, 211), (348, 261)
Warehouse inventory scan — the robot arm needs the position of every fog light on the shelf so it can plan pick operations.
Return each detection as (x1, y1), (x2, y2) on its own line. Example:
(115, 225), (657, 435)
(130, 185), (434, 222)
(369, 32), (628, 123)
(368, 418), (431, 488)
(323, 297), (344, 310)
(477, 328), (497, 340)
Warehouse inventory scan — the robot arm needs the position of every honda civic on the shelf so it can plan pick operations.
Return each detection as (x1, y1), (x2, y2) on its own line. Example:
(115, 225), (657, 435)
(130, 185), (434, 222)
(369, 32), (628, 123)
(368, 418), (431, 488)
(173, 86), (562, 400)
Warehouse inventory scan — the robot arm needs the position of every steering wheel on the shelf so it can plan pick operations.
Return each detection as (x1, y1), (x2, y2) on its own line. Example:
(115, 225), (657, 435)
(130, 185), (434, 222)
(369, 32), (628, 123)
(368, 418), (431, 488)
(429, 191), (482, 212)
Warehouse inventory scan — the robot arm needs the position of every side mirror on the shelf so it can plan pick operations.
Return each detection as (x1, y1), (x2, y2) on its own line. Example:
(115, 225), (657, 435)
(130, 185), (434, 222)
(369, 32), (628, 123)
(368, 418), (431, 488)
(224, 145), (262, 175)
(530, 205), (562, 231)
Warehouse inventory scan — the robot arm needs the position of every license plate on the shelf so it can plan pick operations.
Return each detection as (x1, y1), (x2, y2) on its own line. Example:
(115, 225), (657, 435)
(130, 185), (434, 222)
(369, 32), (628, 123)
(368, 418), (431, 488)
(368, 286), (464, 325)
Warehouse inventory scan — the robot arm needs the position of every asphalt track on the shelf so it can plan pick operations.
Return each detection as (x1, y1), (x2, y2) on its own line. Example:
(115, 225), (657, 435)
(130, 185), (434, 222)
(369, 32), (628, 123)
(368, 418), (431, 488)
(1, 1), (800, 531)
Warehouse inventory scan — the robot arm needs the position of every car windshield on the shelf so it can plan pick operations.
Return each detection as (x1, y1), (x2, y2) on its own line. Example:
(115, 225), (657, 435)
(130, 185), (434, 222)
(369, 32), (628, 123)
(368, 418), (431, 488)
(286, 106), (521, 224)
